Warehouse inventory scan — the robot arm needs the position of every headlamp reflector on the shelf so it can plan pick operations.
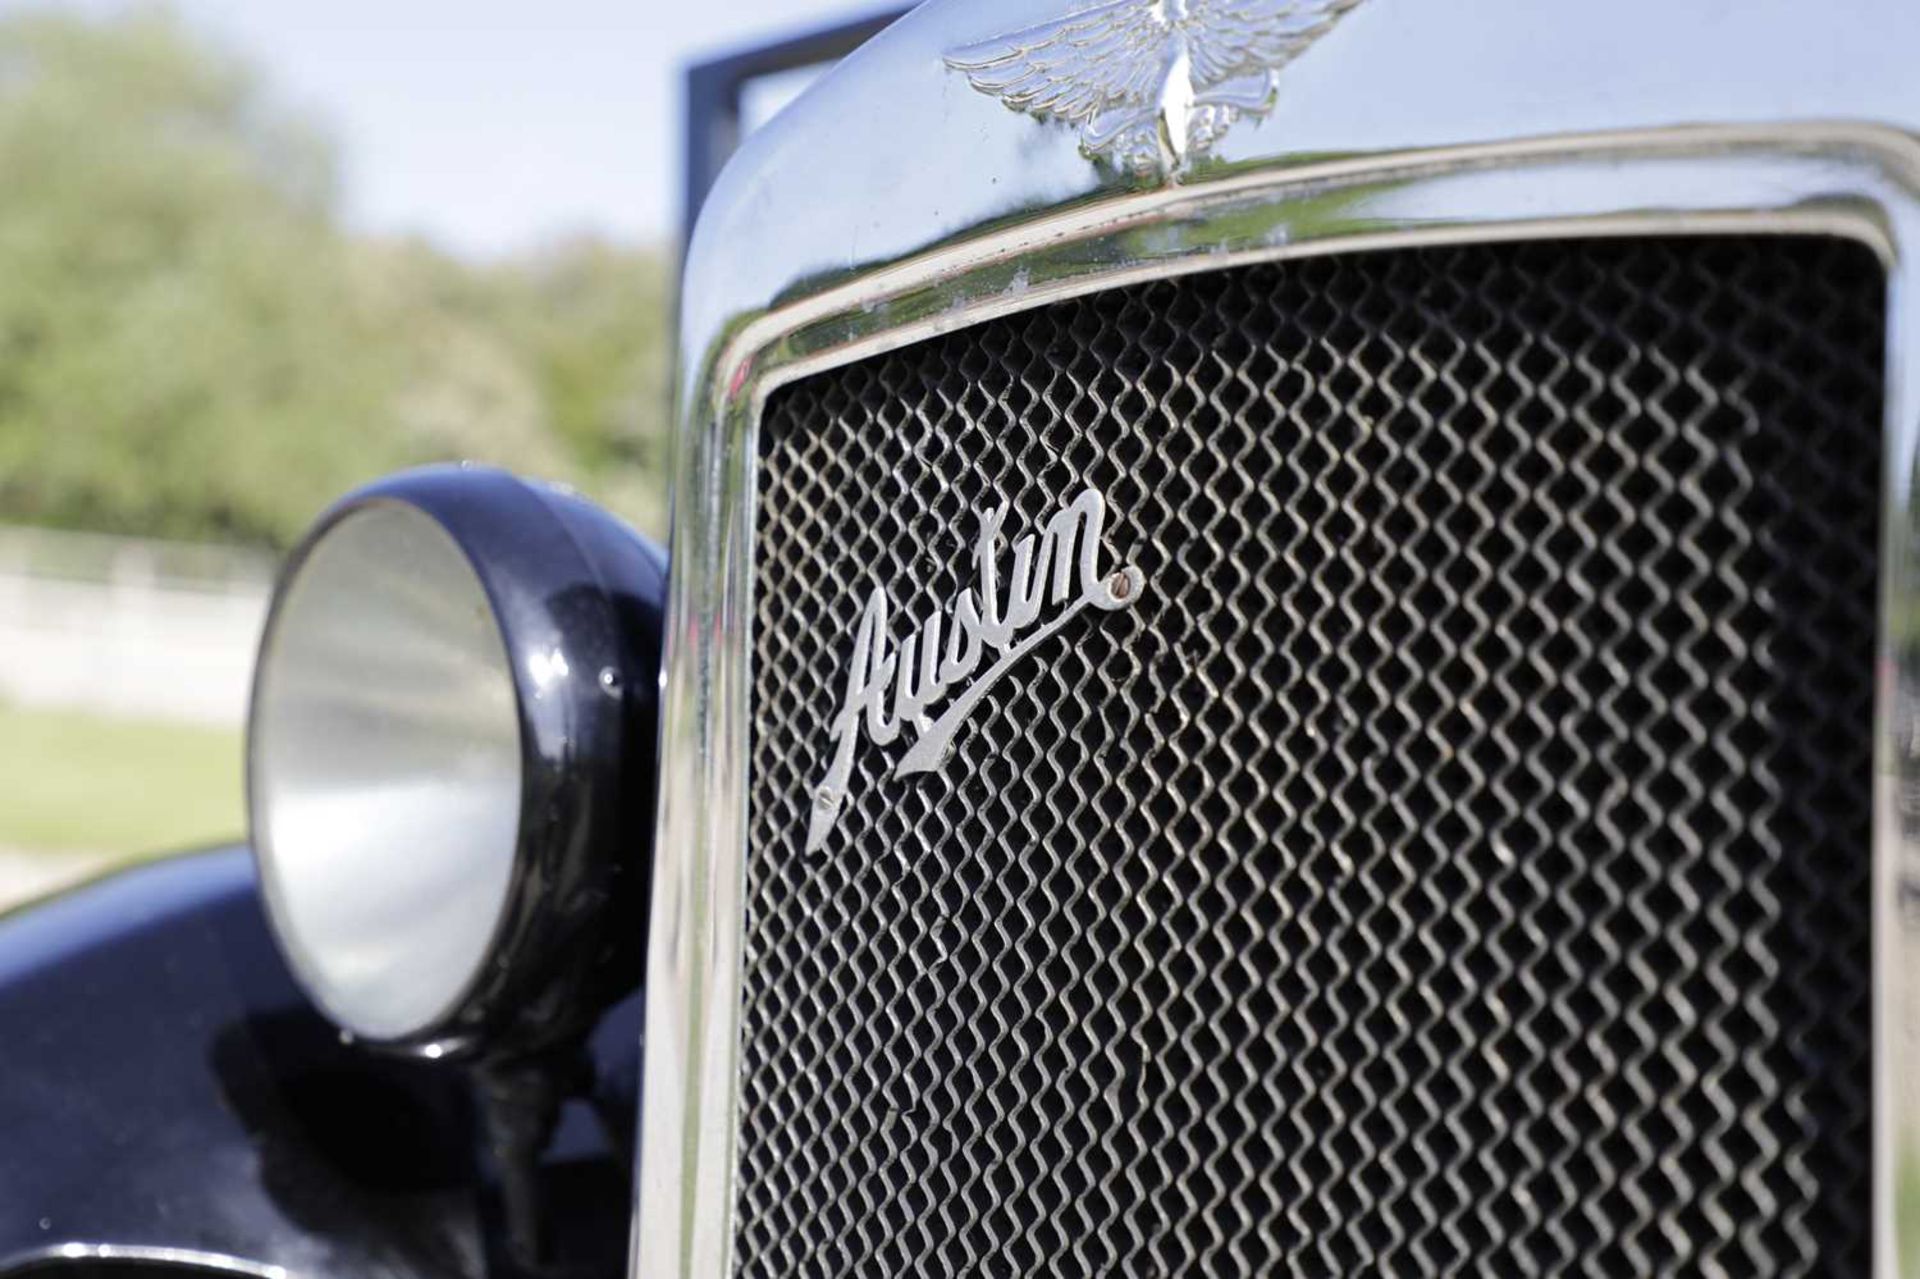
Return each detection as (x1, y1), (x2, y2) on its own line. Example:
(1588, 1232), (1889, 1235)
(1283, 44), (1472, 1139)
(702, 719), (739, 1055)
(249, 502), (522, 1042)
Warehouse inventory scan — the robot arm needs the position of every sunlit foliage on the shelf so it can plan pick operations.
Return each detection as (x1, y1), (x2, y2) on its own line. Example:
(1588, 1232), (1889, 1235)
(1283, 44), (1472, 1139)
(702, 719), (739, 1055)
(0, 9), (672, 545)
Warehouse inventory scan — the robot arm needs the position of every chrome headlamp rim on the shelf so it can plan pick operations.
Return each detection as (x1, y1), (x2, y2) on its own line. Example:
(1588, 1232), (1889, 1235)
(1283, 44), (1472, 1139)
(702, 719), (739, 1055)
(248, 464), (667, 1059)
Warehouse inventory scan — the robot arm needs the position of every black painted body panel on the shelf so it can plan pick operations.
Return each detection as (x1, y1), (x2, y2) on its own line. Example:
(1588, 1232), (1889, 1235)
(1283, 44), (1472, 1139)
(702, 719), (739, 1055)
(0, 849), (637, 1278)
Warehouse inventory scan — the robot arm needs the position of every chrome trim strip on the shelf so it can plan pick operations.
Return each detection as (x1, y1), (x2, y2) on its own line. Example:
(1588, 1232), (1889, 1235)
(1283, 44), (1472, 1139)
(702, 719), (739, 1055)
(638, 120), (1920, 1278)
(0, 1243), (289, 1278)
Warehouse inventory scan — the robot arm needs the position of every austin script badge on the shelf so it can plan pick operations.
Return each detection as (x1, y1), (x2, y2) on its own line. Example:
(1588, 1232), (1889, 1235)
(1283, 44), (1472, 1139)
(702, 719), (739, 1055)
(807, 487), (1147, 853)
(945, 0), (1364, 180)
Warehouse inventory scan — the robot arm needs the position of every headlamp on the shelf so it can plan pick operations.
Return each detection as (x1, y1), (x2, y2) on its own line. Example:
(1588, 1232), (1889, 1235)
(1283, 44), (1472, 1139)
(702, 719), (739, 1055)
(246, 466), (664, 1055)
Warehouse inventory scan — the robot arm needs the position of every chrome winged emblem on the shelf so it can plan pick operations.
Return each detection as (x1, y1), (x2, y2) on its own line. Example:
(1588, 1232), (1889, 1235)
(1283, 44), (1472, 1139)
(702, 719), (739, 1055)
(944, 0), (1364, 180)
(807, 487), (1147, 854)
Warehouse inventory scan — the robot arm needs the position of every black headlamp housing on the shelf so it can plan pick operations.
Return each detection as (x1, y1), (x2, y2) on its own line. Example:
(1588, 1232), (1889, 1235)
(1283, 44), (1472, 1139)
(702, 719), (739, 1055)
(248, 465), (666, 1060)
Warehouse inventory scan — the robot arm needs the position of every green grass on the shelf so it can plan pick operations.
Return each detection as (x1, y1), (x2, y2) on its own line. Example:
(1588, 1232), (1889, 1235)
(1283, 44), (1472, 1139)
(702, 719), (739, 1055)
(1904, 1141), (1920, 1279)
(0, 703), (243, 858)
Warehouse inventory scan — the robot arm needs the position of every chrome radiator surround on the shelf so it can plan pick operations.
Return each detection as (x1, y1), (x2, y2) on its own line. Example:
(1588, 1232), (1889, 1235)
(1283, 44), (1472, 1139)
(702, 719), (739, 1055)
(637, 4), (1920, 1277)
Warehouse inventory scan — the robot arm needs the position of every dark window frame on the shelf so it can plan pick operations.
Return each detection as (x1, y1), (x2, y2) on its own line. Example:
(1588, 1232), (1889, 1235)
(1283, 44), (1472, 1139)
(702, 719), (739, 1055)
(681, 7), (912, 248)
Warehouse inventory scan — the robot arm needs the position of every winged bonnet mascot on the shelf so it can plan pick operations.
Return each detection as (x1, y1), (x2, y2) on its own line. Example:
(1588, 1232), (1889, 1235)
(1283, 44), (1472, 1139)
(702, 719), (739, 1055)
(945, 0), (1364, 179)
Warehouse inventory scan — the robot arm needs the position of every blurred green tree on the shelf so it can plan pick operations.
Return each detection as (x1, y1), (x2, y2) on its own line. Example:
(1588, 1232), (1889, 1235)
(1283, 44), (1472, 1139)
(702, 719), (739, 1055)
(0, 9), (671, 546)
(482, 240), (673, 531)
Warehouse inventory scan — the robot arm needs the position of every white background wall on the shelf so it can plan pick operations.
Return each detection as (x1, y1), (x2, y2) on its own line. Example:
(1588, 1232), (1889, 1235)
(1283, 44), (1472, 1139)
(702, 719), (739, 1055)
(0, 527), (273, 728)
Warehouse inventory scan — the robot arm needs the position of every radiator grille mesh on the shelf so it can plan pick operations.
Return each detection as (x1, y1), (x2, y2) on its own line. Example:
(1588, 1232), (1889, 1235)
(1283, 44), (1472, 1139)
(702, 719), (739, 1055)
(740, 237), (1884, 1276)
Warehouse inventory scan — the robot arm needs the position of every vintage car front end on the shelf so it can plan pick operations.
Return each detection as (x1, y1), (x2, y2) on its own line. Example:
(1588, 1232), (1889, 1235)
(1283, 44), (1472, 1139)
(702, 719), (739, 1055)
(8, 1), (1920, 1276)
(646, 1), (1920, 1276)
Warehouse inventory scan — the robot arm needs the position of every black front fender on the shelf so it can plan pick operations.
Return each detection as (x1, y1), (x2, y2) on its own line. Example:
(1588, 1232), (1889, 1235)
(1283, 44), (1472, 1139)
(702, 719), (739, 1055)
(0, 849), (637, 1278)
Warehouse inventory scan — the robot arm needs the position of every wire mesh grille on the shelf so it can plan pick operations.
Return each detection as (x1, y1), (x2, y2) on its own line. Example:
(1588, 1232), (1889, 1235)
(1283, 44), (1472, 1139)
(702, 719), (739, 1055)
(741, 236), (1884, 1276)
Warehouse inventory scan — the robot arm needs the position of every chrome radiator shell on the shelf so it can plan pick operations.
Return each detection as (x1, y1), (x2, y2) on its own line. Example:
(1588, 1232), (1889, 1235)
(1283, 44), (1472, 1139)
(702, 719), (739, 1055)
(637, 3), (1920, 1276)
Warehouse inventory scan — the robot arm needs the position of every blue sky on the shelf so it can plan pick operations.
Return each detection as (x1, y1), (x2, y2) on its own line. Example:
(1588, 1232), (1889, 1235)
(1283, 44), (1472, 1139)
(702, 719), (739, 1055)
(49, 0), (894, 256)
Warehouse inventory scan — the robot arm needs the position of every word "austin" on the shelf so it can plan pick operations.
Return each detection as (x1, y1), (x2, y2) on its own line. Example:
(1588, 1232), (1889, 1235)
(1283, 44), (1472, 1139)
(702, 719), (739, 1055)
(807, 486), (1147, 853)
